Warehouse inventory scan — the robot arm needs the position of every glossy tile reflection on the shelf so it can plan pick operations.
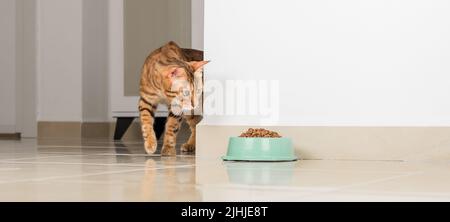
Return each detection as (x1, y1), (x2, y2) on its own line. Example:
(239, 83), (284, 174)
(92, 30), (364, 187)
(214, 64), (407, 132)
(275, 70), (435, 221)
(1, 138), (450, 201)
(224, 162), (297, 186)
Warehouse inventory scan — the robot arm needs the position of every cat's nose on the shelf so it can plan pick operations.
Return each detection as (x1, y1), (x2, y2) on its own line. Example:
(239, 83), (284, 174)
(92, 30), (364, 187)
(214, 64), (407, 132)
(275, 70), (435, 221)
(182, 100), (194, 111)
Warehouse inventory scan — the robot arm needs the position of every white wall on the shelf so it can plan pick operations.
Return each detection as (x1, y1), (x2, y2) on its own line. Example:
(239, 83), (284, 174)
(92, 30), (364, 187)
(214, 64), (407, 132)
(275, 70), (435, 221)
(35, 0), (202, 123)
(0, 0), (17, 133)
(204, 0), (450, 126)
(37, 0), (110, 123)
(37, 0), (83, 122)
(0, 0), (37, 136)
(82, 0), (110, 122)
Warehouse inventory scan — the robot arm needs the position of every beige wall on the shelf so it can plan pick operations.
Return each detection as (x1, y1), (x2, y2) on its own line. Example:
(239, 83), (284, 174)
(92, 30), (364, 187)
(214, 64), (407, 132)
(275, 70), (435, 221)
(124, 0), (192, 96)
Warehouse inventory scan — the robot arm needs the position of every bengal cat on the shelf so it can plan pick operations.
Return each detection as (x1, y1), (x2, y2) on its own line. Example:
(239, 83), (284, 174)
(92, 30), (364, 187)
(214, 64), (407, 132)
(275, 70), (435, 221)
(139, 41), (208, 156)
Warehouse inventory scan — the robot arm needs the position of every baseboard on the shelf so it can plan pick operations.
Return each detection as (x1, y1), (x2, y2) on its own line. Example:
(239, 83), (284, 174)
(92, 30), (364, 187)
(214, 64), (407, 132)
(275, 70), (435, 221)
(82, 122), (111, 139)
(196, 124), (450, 161)
(37, 120), (192, 144)
(38, 121), (112, 140)
(38, 122), (82, 139)
(108, 121), (191, 142)
(109, 121), (143, 141)
(0, 133), (21, 140)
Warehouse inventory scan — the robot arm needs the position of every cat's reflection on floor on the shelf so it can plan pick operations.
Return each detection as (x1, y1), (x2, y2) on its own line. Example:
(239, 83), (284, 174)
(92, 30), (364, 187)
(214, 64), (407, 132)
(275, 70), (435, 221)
(140, 157), (200, 201)
(112, 141), (199, 201)
(113, 141), (134, 163)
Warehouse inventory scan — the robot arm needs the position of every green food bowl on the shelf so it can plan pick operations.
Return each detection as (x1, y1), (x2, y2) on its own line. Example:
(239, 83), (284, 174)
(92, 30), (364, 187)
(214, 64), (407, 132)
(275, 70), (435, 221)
(222, 137), (298, 162)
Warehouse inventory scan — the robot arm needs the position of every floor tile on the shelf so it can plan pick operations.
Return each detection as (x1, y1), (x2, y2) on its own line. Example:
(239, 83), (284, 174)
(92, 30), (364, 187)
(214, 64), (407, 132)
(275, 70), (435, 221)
(1, 138), (450, 201)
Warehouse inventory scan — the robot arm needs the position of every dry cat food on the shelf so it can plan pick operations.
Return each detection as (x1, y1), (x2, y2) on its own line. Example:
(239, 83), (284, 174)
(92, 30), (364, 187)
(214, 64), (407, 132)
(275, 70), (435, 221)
(239, 128), (282, 138)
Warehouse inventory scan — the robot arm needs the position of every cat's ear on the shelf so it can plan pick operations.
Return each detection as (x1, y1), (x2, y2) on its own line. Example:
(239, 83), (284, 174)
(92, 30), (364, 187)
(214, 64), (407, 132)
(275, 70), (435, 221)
(166, 67), (181, 79)
(190, 61), (210, 72)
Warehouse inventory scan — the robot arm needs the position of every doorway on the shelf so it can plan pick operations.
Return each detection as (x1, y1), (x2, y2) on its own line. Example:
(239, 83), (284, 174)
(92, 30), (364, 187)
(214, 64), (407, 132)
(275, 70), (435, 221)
(124, 0), (192, 96)
(110, 0), (204, 117)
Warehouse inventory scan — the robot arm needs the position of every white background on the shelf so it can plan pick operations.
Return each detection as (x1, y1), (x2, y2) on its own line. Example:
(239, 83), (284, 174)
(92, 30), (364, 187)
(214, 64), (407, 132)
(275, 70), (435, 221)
(204, 0), (450, 126)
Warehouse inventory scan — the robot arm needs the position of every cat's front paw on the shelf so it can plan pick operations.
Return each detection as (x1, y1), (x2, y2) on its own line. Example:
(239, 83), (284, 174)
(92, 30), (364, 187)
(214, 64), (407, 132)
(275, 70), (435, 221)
(144, 138), (157, 154)
(181, 143), (195, 153)
(161, 145), (177, 156)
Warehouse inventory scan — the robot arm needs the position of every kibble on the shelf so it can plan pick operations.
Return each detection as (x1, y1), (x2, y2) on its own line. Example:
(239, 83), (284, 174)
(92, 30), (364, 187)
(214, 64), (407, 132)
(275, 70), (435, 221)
(239, 128), (282, 138)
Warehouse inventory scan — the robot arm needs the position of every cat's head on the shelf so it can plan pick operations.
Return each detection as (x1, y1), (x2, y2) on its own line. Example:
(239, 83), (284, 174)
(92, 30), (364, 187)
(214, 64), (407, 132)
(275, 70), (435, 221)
(163, 60), (209, 115)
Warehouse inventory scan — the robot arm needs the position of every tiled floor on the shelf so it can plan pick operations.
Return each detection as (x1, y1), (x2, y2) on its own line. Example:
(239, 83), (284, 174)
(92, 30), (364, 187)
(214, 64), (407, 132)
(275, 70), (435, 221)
(1, 138), (450, 201)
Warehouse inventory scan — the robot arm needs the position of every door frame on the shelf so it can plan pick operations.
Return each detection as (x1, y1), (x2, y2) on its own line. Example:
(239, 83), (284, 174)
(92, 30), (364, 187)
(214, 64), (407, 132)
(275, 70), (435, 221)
(15, 0), (37, 137)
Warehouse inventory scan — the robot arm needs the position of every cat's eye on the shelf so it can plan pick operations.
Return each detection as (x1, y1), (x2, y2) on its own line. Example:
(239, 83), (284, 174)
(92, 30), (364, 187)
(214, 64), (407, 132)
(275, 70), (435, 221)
(183, 90), (190, 97)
